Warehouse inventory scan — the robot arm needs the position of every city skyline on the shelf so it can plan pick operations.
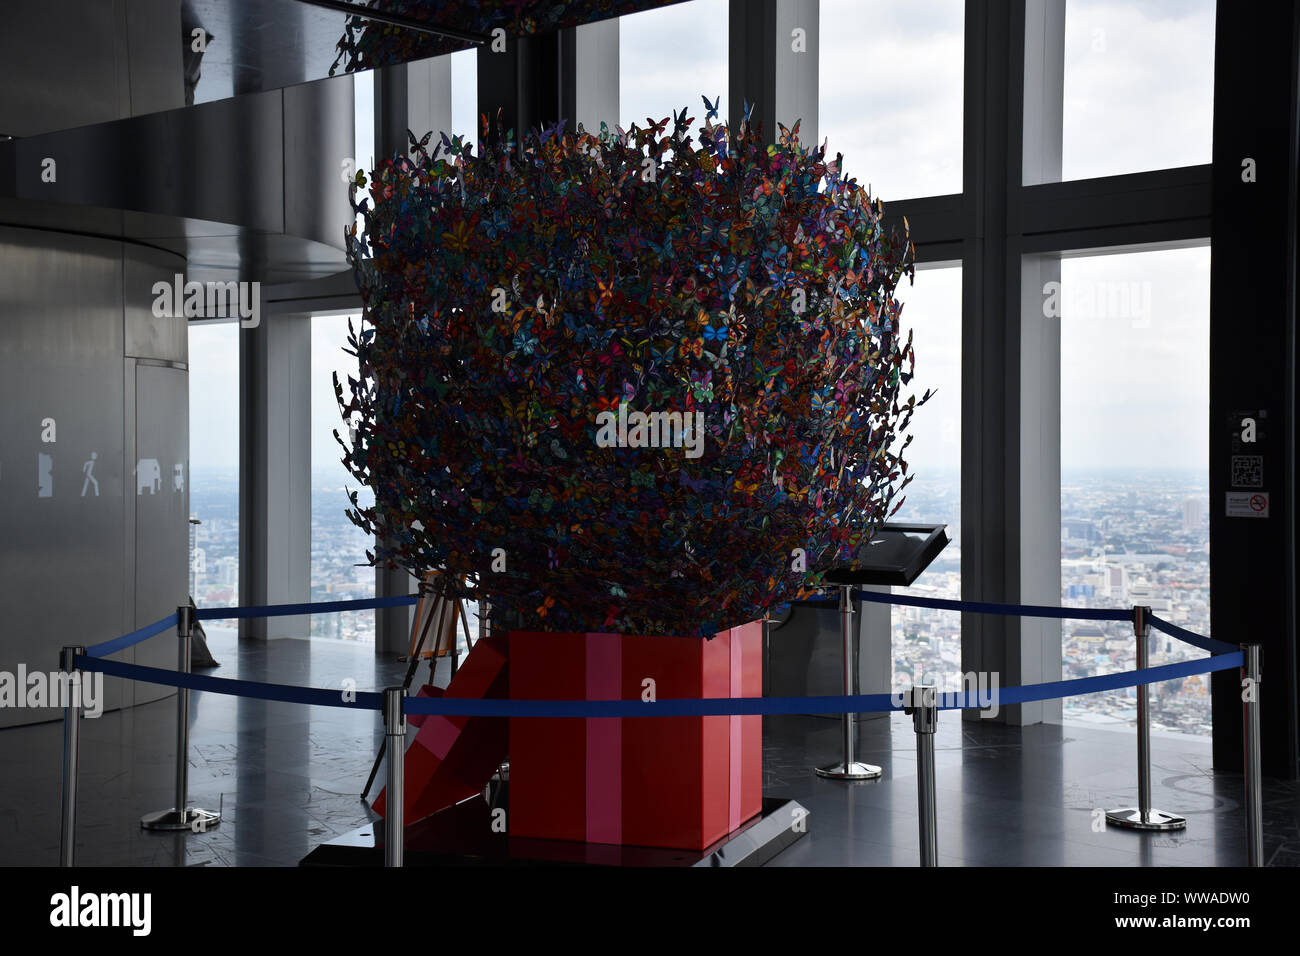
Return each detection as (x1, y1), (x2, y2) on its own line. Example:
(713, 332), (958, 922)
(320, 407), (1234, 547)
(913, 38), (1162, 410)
(189, 460), (1212, 736)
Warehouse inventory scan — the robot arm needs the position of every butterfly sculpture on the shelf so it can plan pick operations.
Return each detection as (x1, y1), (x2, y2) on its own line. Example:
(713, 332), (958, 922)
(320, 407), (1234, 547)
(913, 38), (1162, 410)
(340, 97), (926, 637)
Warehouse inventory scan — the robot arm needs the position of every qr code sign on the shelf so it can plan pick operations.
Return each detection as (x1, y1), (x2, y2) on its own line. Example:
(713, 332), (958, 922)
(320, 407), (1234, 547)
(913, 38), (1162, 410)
(1231, 455), (1263, 488)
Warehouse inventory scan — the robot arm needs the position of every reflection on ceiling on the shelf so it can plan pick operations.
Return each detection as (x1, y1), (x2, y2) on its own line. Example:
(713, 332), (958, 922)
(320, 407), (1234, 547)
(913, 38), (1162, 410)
(183, 0), (687, 103)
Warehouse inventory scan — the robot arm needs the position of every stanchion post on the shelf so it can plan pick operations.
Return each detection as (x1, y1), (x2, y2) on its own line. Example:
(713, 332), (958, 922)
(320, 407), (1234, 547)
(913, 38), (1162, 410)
(815, 585), (882, 780)
(59, 645), (85, 867)
(174, 604), (191, 817)
(906, 684), (938, 867)
(1106, 605), (1185, 831)
(1242, 643), (1263, 866)
(383, 687), (406, 867)
(142, 604), (221, 832)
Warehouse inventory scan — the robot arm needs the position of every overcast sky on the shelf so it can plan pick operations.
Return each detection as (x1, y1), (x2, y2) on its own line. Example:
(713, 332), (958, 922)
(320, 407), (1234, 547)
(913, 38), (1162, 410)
(620, 0), (728, 131)
(190, 0), (1217, 488)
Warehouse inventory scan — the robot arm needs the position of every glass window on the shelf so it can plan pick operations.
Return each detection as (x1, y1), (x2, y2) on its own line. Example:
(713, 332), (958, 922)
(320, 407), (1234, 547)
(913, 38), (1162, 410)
(620, 0), (727, 132)
(820, 0), (963, 202)
(887, 265), (962, 693)
(187, 321), (240, 635)
(311, 313), (482, 650)
(1058, 245), (1211, 735)
(1061, 0), (1215, 181)
(451, 48), (478, 145)
(311, 313), (377, 642)
(354, 68), (373, 173)
(354, 68), (373, 237)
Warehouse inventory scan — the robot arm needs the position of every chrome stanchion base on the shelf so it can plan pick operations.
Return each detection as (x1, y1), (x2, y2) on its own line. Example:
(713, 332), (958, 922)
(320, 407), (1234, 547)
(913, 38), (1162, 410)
(140, 807), (222, 832)
(815, 761), (882, 780)
(1104, 808), (1186, 831)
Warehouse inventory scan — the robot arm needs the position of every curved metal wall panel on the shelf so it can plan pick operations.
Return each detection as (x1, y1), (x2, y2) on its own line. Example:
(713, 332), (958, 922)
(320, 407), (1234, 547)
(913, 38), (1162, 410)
(283, 75), (356, 252)
(1, 73), (355, 284)
(0, 226), (187, 727)
(11, 93), (287, 234)
(0, 0), (185, 137)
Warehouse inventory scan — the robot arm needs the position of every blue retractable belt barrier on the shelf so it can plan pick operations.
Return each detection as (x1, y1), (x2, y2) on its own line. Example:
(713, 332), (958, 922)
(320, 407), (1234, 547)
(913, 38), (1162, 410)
(84, 612), (178, 658)
(401, 651), (1242, 716)
(77, 655), (383, 710)
(1148, 614), (1238, 655)
(194, 594), (419, 622)
(84, 597), (423, 658)
(798, 590), (1134, 622)
(77, 591), (1239, 718)
(74, 647), (1242, 718)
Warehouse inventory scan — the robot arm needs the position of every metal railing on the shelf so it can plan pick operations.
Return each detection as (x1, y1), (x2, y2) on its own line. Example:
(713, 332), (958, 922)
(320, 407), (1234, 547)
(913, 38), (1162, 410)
(55, 593), (1263, 869)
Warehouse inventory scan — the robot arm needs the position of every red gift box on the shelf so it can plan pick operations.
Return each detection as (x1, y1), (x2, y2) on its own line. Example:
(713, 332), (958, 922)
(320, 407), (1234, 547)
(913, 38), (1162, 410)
(373, 635), (509, 824)
(509, 622), (762, 850)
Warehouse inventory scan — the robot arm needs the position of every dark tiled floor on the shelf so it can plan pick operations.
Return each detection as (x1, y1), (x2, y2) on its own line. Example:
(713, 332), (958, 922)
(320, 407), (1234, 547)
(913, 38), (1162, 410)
(0, 630), (406, 867)
(762, 714), (1297, 866)
(1, 633), (1295, 866)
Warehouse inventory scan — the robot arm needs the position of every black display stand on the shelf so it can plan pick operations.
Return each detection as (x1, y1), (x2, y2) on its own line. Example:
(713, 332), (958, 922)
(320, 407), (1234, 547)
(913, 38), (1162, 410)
(809, 522), (949, 779)
(300, 782), (807, 867)
(822, 523), (950, 588)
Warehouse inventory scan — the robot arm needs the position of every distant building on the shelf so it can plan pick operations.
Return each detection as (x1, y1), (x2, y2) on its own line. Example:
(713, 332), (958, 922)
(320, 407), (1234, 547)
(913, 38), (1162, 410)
(1128, 584), (1154, 603)
(1072, 624), (1106, 642)
(1103, 564), (1128, 599)
(1127, 584), (1172, 613)
(1182, 497), (1205, 533)
(205, 586), (235, 605)
(1062, 518), (1100, 542)
(215, 556), (238, 588)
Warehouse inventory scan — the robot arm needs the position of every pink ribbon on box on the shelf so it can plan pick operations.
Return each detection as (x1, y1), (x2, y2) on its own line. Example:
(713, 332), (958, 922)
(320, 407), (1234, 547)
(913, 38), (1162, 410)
(585, 633), (622, 846)
(729, 628), (744, 833)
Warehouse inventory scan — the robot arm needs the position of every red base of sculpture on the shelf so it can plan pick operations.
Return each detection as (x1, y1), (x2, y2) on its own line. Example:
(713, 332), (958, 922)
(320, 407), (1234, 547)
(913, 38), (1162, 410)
(375, 622), (763, 852)
(509, 622), (762, 850)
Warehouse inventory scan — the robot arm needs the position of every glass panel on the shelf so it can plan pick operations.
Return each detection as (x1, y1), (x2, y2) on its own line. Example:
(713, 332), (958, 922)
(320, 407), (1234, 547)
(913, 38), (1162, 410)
(1059, 246), (1211, 735)
(354, 68), (373, 235)
(187, 321), (240, 637)
(354, 68), (373, 173)
(620, 0), (727, 131)
(311, 313), (376, 642)
(1061, 0), (1215, 181)
(887, 265), (962, 694)
(451, 49), (478, 145)
(820, 0), (964, 201)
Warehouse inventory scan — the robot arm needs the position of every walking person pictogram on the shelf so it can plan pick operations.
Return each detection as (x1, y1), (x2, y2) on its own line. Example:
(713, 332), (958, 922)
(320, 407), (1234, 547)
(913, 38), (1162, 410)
(81, 452), (99, 497)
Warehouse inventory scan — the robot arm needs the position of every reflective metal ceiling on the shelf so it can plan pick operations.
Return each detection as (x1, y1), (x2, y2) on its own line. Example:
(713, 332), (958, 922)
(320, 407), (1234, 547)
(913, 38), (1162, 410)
(182, 0), (685, 103)
(0, 0), (688, 283)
